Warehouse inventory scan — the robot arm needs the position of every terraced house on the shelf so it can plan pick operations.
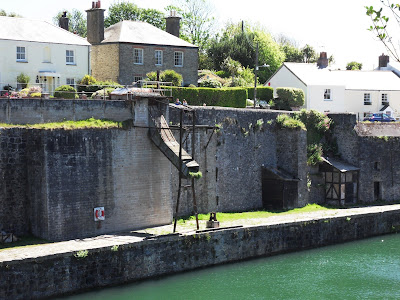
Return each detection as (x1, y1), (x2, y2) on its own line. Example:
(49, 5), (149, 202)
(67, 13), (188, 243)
(87, 2), (198, 86)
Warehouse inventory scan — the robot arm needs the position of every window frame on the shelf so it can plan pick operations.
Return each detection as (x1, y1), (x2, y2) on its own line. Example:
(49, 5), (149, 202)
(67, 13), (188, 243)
(16, 46), (27, 62)
(66, 78), (75, 88)
(134, 48), (144, 65)
(174, 51), (184, 67)
(324, 89), (331, 101)
(155, 50), (163, 66)
(381, 93), (388, 104)
(364, 93), (371, 105)
(66, 50), (75, 65)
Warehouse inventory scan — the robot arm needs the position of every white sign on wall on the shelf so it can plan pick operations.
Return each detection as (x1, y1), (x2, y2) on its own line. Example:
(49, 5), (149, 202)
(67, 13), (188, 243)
(94, 207), (105, 221)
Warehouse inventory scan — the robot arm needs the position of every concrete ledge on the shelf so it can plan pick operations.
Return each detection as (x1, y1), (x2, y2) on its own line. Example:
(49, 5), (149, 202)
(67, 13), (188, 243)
(1, 205), (400, 299)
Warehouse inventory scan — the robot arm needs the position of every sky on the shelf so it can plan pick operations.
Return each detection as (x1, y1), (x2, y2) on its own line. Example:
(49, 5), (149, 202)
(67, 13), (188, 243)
(0, 0), (390, 69)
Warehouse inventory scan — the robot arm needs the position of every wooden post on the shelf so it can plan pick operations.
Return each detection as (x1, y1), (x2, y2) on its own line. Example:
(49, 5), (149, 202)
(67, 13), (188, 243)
(192, 111), (199, 230)
(173, 109), (184, 233)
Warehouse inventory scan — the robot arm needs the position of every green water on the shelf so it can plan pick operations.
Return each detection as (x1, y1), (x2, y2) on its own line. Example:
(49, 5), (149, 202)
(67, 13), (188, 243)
(62, 234), (400, 300)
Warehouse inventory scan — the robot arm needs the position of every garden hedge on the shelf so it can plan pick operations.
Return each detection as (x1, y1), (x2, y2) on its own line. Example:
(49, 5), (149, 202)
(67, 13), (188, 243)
(170, 87), (247, 108)
(247, 86), (274, 101)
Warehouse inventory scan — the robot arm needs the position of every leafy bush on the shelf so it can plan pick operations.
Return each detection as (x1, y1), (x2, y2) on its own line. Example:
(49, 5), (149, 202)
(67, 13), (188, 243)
(161, 70), (183, 86)
(146, 70), (183, 86)
(17, 73), (30, 89)
(215, 70), (230, 78)
(307, 143), (323, 165)
(276, 114), (305, 130)
(91, 87), (116, 99)
(77, 75), (122, 95)
(295, 109), (331, 144)
(171, 87), (247, 108)
(30, 92), (41, 98)
(54, 85), (77, 99)
(16, 86), (42, 98)
(276, 87), (305, 108)
(199, 79), (222, 88)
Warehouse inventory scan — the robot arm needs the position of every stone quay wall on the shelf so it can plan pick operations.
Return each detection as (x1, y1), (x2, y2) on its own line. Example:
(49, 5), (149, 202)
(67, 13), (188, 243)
(1, 207), (400, 300)
(168, 107), (308, 216)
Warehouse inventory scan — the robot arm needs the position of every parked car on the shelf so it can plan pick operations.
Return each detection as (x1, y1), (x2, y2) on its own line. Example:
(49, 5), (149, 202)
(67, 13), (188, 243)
(363, 113), (396, 122)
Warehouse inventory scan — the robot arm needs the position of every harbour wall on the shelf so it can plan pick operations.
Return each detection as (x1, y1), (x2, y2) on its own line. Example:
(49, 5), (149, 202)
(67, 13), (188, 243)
(1, 206), (400, 299)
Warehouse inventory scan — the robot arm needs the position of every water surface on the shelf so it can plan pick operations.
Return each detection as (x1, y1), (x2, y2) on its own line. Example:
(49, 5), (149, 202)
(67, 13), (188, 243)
(61, 234), (400, 299)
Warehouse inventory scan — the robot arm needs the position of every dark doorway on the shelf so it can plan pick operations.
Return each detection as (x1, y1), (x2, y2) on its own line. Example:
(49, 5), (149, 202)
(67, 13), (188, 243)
(374, 182), (381, 201)
(262, 179), (284, 210)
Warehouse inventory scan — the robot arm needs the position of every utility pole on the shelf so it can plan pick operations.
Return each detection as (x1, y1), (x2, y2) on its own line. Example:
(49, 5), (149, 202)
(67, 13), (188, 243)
(253, 42), (259, 109)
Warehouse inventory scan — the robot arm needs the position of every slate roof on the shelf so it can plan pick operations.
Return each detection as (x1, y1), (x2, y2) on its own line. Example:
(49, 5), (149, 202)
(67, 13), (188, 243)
(0, 16), (90, 46)
(102, 21), (197, 48)
(321, 157), (359, 173)
(282, 62), (400, 91)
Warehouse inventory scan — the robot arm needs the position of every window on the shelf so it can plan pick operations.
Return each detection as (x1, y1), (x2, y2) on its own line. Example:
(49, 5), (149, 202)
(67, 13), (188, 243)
(133, 76), (143, 82)
(66, 50), (75, 65)
(66, 78), (75, 88)
(155, 50), (163, 66)
(134, 48), (143, 64)
(324, 89), (331, 100)
(364, 93), (371, 105)
(43, 47), (51, 63)
(382, 93), (388, 105)
(16, 46), (26, 62)
(174, 51), (183, 67)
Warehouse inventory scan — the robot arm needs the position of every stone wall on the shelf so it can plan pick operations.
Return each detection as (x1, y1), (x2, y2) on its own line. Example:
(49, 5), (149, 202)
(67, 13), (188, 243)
(1, 207), (400, 300)
(119, 43), (198, 86)
(0, 99), (134, 124)
(0, 129), (29, 235)
(169, 107), (308, 216)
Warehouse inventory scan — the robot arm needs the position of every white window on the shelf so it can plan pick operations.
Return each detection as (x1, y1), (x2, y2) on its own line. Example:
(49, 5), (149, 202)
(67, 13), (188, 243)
(155, 50), (163, 66)
(174, 51), (183, 67)
(324, 89), (331, 100)
(16, 46), (26, 62)
(382, 93), (388, 104)
(66, 78), (75, 88)
(66, 50), (75, 65)
(43, 47), (51, 63)
(134, 48), (143, 64)
(364, 93), (371, 105)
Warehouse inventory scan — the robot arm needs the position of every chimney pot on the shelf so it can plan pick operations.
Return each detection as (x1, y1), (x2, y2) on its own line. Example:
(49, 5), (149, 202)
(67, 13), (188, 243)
(86, 3), (105, 44)
(317, 52), (328, 69)
(165, 13), (181, 38)
(379, 54), (389, 68)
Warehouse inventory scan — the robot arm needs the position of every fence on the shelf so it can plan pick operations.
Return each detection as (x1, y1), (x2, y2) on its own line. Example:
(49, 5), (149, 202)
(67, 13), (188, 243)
(0, 81), (173, 100)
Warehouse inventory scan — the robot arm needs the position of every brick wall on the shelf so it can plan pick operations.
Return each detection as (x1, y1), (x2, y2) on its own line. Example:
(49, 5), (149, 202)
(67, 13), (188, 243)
(91, 44), (120, 82)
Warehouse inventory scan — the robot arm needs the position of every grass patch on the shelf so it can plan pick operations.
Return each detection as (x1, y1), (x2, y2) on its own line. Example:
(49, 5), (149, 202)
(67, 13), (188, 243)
(0, 235), (50, 251)
(0, 118), (124, 130)
(177, 204), (330, 224)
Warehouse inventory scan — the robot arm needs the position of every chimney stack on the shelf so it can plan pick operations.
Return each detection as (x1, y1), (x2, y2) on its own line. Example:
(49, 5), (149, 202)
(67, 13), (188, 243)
(86, 0), (105, 45)
(165, 11), (181, 38)
(59, 11), (69, 31)
(317, 52), (328, 69)
(379, 53), (389, 68)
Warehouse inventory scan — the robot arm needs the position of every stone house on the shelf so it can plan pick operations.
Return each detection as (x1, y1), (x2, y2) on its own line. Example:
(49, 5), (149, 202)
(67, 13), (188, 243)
(87, 2), (198, 86)
(266, 53), (400, 120)
(0, 16), (90, 94)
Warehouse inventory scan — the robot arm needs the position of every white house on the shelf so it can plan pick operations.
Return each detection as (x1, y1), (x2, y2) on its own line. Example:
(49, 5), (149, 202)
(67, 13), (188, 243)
(266, 61), (400, 119)
(0, 16), (90, 94)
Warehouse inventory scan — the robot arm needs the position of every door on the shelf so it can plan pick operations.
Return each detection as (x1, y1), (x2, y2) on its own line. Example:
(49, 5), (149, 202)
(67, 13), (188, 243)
(262, 179), (284, 210)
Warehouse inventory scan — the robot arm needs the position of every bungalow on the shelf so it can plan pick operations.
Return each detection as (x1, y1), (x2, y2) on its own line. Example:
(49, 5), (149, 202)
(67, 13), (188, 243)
(0, 16), (90, 93)
(87, 1), (198, 86)
(266, 53), (400, 119)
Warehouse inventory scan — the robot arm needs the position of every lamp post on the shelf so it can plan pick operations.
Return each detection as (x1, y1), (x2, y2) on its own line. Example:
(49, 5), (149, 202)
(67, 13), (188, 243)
(253, 41), (269, 108)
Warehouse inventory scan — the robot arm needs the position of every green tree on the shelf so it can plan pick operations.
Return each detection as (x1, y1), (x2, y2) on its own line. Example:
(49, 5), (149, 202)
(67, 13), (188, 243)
(346, 61), (362, 70)
(105, 2), (165, 29)
(0, 9), (21, 17)
(207, 22), (285, 83)
(301, 44), (317, 63)
(166, 0), (216, 50)
(53, 9), (87, 37)
(366, 2), (400, 62)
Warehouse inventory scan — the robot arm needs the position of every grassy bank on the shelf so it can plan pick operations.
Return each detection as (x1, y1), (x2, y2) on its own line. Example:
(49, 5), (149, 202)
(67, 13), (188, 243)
(0, 118), (123, 130)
